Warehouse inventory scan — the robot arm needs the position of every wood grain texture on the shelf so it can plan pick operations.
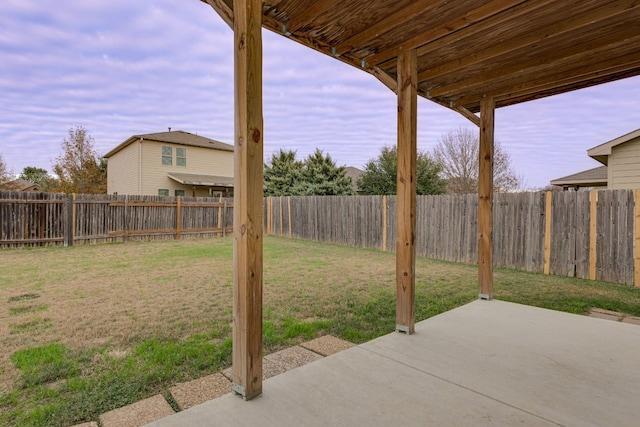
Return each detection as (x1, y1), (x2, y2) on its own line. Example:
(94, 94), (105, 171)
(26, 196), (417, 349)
(589, 190), (598, 281)
(478, 97), (495, 298)
(232, 0), (264, 400)
(395, 49), (417, 334)
(543, 191), (552, 274)
(203, 0), (640, 116)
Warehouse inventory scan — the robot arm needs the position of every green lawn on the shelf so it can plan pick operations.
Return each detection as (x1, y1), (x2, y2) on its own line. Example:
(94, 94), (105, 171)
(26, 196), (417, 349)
(1, 236), (639, 426)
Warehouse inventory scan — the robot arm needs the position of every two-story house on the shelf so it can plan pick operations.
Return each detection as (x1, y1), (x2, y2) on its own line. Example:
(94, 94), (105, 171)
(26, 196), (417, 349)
(104, 130), (234, 197)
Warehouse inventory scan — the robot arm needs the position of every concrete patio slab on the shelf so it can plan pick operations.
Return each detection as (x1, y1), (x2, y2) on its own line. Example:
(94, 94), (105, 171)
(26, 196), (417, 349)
(100, 394), (174, 427)
(70, 422), (98, 427)
(144, 300), (640, 427)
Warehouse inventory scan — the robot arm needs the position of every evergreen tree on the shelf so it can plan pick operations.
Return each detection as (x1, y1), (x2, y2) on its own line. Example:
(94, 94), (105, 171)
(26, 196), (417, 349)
(299, 149), (354, 196)
(264, 148), (354, 196)
(264, 149), (304, 196)
(357, 146), (446, 195)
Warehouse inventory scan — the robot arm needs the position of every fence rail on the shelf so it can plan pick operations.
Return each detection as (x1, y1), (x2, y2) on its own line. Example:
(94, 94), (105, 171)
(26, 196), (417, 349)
(0, 191), (233, 248)
(265, 190), (640, 287)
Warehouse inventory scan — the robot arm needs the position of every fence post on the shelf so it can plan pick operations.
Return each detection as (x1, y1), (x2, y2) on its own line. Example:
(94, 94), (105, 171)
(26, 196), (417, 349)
(543, 191), (552, 274)
(64, 194), (74, 247)
(223, 199), (227, 237)
(217, 196), (223, 232)
(382, 195), (387, 251)
(288, 196), (292, 238)
(589, 190), (598, 281)
(123, 195), (129, 242)
(635, 190), (640, 287)
(279, 196), (283, 236)
(176, 196), (182, 240)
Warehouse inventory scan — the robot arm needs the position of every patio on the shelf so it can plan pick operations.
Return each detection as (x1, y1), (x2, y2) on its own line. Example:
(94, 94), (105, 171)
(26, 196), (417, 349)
(145, 299), (640, 426)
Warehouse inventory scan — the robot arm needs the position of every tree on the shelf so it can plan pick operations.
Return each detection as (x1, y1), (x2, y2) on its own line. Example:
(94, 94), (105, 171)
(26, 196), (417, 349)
(357, 146), (446, 195)
(50, 126), (107, 194)
(0, 152), (14, 189)
(433, 128), (521, 194)
(298, 149), (354, 196)
(264, 149), (353, 196)
(19, 166), (52, 191)
(264, 149), (304, 196)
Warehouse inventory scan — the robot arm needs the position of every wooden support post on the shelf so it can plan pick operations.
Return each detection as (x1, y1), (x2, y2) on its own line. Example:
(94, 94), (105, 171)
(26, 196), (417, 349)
(635, 190), (640, 287)
(395, 48), (417, 335)
(589, 190), (598, 281)
(232, 0), (263, 401)
(478, 97), (495, 300)
(543, 191), (552, 274)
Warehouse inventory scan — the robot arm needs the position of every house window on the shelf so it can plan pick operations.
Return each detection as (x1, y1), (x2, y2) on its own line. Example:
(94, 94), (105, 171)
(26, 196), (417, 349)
(176, 147), (186, 167)
(174, 189), (185, 197)
(158, 189), (169, 196)
(162, 146), (172, 165)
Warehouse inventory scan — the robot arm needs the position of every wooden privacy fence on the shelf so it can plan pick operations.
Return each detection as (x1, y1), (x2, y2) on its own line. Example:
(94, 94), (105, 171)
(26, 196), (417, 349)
(0, 191), (233, 248)
(4, 190), (639, 286)
(265, 190), (640, 287)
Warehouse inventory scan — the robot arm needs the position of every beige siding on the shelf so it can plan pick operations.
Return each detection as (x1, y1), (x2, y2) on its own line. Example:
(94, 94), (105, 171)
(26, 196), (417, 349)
(107, 141), (140, 195)
(609, 137), (640, 189)
(140, 142), (234, 196)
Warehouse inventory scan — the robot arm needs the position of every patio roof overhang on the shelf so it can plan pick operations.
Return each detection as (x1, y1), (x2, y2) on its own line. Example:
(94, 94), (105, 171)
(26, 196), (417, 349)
(202, 0), (640, 125)
(199, 0), (640, 400)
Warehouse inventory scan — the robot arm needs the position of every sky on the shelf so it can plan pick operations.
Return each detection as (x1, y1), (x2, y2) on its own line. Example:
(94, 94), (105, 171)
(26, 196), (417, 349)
(1, 1), (639, 189)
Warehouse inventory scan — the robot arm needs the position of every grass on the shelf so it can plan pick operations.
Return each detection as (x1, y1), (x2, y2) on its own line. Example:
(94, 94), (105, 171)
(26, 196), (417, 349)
(1, 236), (640, 426)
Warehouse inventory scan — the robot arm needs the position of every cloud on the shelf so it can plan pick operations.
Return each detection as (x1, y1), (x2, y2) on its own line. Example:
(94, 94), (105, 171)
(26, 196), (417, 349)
(0, 0), (638, 188)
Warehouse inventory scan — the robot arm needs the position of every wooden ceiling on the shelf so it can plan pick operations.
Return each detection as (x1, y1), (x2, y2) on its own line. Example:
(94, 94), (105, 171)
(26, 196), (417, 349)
(202, 0), (640, 122)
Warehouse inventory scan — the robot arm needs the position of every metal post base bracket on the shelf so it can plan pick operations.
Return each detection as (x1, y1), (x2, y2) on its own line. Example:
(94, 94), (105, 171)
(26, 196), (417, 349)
(395, 324), (414, 335)
(232, 383), (262, 401)
(478, 293), (493, 301)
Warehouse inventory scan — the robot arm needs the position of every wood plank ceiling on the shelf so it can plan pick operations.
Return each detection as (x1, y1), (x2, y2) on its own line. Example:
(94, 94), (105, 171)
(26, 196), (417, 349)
(203, 0), (640, 122)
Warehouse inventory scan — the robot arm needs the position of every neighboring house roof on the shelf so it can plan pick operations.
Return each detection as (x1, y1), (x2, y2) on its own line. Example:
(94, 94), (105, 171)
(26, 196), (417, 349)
(1, 178), (38, 191)
(168, 172), (234, 188)
(104, 130), (234, 158)
(587, 128), (640, 166)
(345, 166), (363, 184)
(550, 166), (608, 188)
(550, 128), (640, 189)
